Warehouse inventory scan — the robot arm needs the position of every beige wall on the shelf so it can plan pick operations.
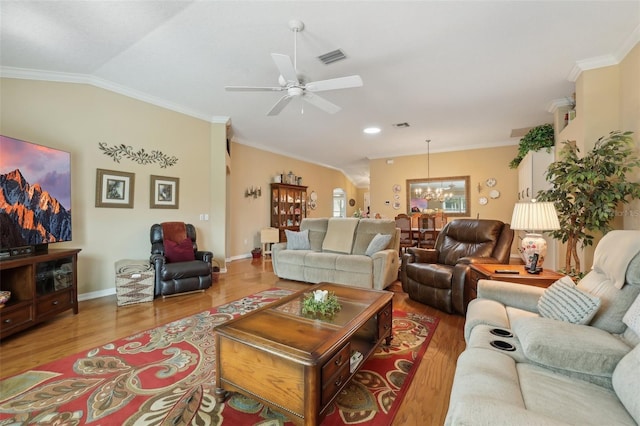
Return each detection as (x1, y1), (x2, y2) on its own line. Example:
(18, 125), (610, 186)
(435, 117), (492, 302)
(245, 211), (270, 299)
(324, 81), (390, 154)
(227, 143), (358, 257)
(369, 145), (520, 225)
(0, 78), (224, 296)
(554, 42), (640, 268)
(620, 43), (640, 230)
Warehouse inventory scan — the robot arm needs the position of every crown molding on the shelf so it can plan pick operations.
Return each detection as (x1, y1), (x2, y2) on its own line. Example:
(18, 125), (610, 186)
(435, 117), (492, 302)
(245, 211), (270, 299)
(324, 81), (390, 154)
(0, 66), (224, 124)
(546, 97), (574, 114)
(568, 25), (640, 82)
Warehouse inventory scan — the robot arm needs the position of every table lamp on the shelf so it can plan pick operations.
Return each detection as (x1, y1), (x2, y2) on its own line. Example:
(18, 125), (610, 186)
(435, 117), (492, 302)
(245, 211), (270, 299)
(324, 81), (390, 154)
(510, 200), (560, 271)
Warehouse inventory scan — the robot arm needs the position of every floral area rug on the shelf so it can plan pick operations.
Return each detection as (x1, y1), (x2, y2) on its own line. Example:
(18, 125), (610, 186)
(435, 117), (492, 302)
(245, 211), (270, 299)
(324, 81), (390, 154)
(0, 288), (438, 425)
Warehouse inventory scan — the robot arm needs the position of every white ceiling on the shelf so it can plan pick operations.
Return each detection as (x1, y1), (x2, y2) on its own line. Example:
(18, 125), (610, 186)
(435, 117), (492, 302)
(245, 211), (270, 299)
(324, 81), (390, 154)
(2, 1), (639, 187)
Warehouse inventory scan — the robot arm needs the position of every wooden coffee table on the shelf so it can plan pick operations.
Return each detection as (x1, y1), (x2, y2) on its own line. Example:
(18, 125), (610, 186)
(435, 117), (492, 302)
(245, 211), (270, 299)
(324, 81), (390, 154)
(214, 282), (393, 425)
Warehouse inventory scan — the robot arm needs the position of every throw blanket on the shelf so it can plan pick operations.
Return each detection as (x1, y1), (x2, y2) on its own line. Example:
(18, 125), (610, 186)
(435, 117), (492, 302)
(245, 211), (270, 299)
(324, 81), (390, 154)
(162, 221), (187, 243)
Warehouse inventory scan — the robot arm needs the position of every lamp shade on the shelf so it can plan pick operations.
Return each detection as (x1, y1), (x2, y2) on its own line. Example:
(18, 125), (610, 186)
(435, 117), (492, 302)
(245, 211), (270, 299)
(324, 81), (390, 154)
(511, 201), (560, 231)
(511, 201), (560, 270)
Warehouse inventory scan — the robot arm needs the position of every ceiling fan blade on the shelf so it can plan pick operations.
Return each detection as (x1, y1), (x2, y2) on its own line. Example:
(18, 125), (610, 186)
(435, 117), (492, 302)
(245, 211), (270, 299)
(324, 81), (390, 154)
(302, 92), (341, 114)
(267, 95), (293, 116)
(225, 86), (284, 92)
(305, 75), (363, 92)
(271, 53), (299, 84)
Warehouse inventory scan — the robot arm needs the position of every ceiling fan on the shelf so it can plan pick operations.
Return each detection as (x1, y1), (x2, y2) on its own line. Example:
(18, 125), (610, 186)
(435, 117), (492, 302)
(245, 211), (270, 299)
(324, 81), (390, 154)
(224, 19), (363, 116)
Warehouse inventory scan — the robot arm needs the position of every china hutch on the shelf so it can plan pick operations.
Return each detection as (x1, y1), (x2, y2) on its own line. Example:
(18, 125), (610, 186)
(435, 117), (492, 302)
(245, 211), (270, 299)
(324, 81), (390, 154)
(270, 183), (308, 242)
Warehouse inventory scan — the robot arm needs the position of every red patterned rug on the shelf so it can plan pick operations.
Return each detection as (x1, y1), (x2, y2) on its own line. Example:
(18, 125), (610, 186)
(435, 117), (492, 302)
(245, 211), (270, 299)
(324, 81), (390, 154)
(0, 288), (438, 425)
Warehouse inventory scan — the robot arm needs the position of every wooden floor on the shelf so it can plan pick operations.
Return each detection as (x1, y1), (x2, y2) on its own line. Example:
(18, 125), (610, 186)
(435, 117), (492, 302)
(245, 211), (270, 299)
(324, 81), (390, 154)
(0, 258), (466, 426)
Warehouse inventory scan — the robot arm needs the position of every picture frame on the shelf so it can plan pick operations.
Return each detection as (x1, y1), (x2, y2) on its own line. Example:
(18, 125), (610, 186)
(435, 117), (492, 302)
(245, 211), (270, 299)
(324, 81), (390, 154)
(150, 175), (179, 209)
(95, 169), (135, 208)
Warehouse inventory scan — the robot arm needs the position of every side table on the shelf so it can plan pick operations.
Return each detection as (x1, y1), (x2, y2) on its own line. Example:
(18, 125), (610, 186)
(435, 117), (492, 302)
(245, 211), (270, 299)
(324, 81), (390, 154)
(466, 264), (565, 310)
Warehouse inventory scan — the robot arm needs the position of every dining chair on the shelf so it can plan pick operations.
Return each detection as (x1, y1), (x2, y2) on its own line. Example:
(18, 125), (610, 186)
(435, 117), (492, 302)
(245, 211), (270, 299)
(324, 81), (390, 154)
(394, 214), (416, 254)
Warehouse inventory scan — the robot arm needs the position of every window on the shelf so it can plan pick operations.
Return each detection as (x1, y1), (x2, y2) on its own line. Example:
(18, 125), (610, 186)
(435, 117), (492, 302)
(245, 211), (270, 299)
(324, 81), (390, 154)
(333, 188), (346, 217)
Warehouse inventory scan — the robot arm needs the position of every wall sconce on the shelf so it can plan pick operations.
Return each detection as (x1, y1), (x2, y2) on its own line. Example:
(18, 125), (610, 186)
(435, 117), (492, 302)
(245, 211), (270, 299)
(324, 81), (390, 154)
(245, 186), (262, 198)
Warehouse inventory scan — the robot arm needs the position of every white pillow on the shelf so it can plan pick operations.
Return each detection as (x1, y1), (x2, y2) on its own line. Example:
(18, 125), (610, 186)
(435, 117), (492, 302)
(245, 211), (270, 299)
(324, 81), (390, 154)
(285, 229), (310, 250)
(622, 294), (640, 336)
(365, 233), (392, 257)
(538, 276), (601, 324)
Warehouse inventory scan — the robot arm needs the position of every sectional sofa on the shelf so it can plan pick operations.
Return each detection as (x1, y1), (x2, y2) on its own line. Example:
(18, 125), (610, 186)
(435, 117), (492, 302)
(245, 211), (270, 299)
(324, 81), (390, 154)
(271, 217), (400, 290)
(446, 230), (640, 425)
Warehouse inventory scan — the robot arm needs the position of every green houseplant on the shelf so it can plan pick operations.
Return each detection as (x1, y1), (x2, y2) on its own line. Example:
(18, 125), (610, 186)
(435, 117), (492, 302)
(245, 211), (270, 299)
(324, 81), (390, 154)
(536, 131), (640, 275)
(509, 123), (555, 169)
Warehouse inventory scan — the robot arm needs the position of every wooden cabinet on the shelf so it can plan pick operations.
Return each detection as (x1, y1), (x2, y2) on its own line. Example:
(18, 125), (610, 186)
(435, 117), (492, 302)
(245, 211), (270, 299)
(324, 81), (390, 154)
(271, 183), (308, 242)
(0, 249), (80, 340)
(517, 150), (554, 201)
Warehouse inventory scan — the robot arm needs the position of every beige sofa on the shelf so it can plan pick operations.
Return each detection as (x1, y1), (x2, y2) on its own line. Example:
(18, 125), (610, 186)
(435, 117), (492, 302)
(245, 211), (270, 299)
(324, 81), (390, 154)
(446, 230), (640, 425)
(271, 218), (400, 290)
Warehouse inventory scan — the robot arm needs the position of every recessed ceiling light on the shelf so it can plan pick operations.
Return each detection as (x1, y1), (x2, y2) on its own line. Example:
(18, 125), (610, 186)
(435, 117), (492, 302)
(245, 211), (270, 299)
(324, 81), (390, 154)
(363, 127), (381, 134)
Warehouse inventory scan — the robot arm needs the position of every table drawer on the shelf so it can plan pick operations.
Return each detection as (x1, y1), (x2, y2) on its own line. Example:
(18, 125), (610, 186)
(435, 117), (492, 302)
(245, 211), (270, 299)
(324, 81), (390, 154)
(0, 305), (33, 333)
(377, 302), (392, 339)
(37, 290), (73, 318)
(322, 342), (350, 384)
(321, 363), (350, 406)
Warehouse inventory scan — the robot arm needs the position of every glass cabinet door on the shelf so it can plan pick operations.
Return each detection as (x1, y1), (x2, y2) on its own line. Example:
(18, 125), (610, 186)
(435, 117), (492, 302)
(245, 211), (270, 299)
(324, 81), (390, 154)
(36, 257), (74, 295)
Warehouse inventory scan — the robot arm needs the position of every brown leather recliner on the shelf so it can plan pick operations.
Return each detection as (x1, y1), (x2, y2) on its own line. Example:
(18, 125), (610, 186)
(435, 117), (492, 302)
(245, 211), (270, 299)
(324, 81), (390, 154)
(150, 223), (213, 297)
(400, 219), (514, 315)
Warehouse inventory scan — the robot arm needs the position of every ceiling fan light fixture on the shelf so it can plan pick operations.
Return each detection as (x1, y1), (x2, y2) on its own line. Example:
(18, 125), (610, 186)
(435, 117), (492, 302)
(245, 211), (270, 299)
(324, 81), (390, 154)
(288, 87), (304, 97)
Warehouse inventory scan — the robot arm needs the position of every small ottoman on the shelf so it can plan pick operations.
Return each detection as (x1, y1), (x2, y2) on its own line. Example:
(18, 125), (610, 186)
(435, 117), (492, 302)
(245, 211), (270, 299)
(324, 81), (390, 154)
(115, 259), (154, 306)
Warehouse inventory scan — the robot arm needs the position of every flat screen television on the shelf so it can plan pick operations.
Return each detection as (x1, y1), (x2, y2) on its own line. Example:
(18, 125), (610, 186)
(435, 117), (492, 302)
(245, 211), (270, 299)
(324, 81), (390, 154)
(0, 135), (72, 256)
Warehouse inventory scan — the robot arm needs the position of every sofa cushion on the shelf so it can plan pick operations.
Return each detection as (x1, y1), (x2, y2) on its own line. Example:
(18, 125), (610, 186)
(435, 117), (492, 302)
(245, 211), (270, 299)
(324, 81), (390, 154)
(622, 294), (640, 336)
(365, 233), (392, 256)
(322, 218), (359, 254)
(285, 229), (311, 250)
(613, 344), (640, 423)
(513, 316), (631, 380)
(591, 230), (640, 289)
(300, 218), (328, 252)
(578, 269), (640, 334)
(335, 254), (371, 274)
(352, 219), (397, 255)
(538, 276), (601, 324)
(406, 263), (454, 290)
(517, 362), (636, 426)
(627, 251), (640, 286)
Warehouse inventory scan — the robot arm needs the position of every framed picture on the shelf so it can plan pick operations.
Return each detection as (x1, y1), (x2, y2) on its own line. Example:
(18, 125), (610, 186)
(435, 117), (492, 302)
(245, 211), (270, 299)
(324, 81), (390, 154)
(150, 175), (179, 209)
(95, 169), (135, 208)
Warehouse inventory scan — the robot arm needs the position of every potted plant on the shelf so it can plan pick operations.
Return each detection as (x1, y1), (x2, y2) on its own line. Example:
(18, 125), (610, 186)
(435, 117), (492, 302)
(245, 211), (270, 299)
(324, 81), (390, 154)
(509, 123), (555, 169)
(536, 131), (640, 275)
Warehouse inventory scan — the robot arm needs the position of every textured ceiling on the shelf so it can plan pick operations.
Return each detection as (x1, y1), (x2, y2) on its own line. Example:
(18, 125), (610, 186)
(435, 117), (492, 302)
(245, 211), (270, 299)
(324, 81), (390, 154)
(1, 1), (639, 187)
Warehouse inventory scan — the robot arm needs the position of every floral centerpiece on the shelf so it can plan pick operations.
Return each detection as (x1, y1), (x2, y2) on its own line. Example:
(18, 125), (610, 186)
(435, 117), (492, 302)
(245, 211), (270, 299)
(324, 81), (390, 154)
(302, 289), (341, 317)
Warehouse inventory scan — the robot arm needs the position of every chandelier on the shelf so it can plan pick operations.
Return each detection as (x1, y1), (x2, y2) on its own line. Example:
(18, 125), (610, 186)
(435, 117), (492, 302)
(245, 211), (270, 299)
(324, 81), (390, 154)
(419, 139), (453, 202)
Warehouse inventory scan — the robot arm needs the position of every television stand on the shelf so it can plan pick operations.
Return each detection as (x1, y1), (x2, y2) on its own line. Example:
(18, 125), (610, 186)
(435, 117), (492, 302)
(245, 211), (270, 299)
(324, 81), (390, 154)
(0, 248), (81, 340)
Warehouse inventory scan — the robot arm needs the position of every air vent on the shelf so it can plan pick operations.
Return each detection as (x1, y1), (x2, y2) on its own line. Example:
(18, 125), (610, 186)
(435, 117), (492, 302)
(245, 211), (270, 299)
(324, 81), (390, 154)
(510, 127), (532, 138)
(318, 49), (347, 65)
(392, 122), (410, 128)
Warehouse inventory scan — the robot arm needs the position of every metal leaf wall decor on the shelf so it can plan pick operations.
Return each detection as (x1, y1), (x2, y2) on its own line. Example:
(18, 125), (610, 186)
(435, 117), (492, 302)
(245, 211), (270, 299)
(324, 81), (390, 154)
(98, 142), (178, 168)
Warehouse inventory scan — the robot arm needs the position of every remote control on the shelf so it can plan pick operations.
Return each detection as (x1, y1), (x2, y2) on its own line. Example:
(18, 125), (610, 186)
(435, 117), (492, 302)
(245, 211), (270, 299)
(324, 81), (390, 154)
(494, 269), (520, 274)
